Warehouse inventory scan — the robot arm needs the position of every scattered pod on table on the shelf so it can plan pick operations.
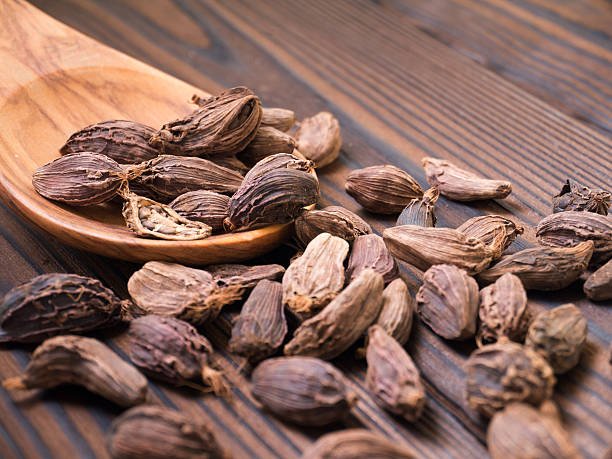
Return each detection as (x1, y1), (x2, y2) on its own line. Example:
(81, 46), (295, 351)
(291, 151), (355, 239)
(208, 263), (285, 289)
(553, 178), (610, 215)
(294, 205), (371, 247)
(584, 259), (612, 301)
(260, 107), (296, 132)
(169, 190), (230, 233)
(242, 152), (314, 183)
(371, 278), (414, 347)
(295, 111), (342, 168)
(3, 335), (149, 407)
(396, 186), (440, 227)
(457, 215), (524, 260)
(238, 126), (296, 166)
(346, 234), (398, 284)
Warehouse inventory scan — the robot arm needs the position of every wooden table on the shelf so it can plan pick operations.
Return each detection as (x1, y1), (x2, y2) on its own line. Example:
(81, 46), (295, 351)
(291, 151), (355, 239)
(1, 1), (611, 458)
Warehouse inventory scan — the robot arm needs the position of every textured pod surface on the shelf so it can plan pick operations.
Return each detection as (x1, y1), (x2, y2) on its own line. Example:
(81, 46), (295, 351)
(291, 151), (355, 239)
(477, 273), (530, 347)
(229, 280), (287, 363)
(366, 325), (425, 422)
(478, 241), (594, 290)
(242, 153), (314, 183)
(150, 86), (262, 156)
(107, 405), (227, 459)
(294, 205), (372, 247)
(553, 179), (610, 215)
(260, 107), (295, 131)
(295, 111), (342, 168)
(384, 225), (493, 274)
(416, 264), (479, 340)
(122, 193), (212, 240)
(208, 155), (250, 174)
(584, 259), (612, 301)
(32, 152), (125, 205)
(169, 190), (230, 233)
(346, 234), (398, 284)
(396, 186), (439, 227)
(208, 263), (286, 289)
(487, 403), (581, 459)
(526, 304), (587, 374)
(3, 335), (148, 407)
(60, 120), (160, 164)
(302, 429), (417, 459)
(457, 215), (524, 260)
(0, 273), (124, 343)
(282, 233), (349, 319)
(284, 269), (384, 360)
(422, 157), (512, 201)
(345, 165), (424, 214)
(373, 278), (414, 346)
(251, 357), (355, 426)
(226, 168), (319, 231)
(465, 340), (555, 417)
(238, 126), (296, 166)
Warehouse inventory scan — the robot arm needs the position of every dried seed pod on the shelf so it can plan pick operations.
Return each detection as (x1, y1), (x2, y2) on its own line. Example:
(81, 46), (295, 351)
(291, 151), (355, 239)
(0, 273), (125, 343)
(487, 403), (581, 459)
(229, 280), (287, 363)
(32, 152), (125, 205)
(60, 120), (160, 164)
(302, 429), (417, 459)
(536, 211), (612, 266)
(345, 165), (424, 214)
(260, 107), (296, 132)
(396, 186), (439, 227)
(107, 405), (227, 459)
(383, 225), (493, 274)
(251, 356), (356, 426)
(3, 335), (148, 407)
(151, 87), (262, 156)
(225, 168), (319, 231)
(208, 263), (286, 289)
(422, 157), (512, 201)
(209, 155), (250, 175)
(366, 325), (425, 422)
(169, 190), (229, 233)
(285, 269), (384, 360)
(346, 234), (399, 284)
(130, 155), (243, 202)
(477, 273), (530, 347)
(584, 259), (612, 301)
(465, 339), (555, 417)
(238, 126), (296, 166)
(553, 179), (610, 215)
(282, 233), (349, 320)
(373, 278), (414, 346)
(478, 241), (594, 290)
(242, 153), (314, 183)
(457, 215), (524, 260)
(525, 304), (587, 374)
(122, 193), (212, 240)
(127, 315), (228, 395)
(416, 264), (479, 340)
(295, 111), (342, 168)
(294, 206), (372, 247)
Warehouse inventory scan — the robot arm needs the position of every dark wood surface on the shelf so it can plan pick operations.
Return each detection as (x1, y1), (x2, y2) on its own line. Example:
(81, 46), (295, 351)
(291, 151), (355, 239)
(1, 1), (610, 458)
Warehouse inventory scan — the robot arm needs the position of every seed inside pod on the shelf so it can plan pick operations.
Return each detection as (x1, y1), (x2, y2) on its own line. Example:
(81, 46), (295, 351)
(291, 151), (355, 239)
(396, 186), (440, 227)
(295, 111), (342, 168)
(346, 234), (399, 284)
(294, 205), (372, 247)
(302, 429), (417, 459)
(260, 107), (296, 132)
(237, 126), (296, 166)
(251, 356), (356, 426)
(457, 215), (524, 260)
(584, 259), (612, 301)
(169, 190), (229, 233)
(553, 178), (610, 215)
(242, 152), (314, 183)
(3, 335), (149, 407)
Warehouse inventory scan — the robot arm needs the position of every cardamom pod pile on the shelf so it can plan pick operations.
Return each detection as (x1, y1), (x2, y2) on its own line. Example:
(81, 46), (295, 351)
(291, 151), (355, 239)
(9, 85), (610, 458)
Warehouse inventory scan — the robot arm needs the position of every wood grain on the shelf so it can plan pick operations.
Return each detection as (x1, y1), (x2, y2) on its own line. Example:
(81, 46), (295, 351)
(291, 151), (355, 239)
(2, 0), (611, 458)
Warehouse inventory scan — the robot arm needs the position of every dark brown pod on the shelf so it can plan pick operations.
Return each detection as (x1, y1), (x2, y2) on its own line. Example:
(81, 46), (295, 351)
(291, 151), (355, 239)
(260, 107), (296, 132)
(242, 153), (314, 183)
(208, 155), (250, 175)
(0, 273), (125, 343)
(238, 126), (296, 166)
(294, 205), (372, 247)
(584, 259), (612, 301)
(457, 215), (524, 260)
(396, 186), (439, 227)
(60, 120), (160, 164)
(373, 278), (414, 346)
(207, 263), (286, 289)
(295, 111), (342, 168)
(169, 190), (230, 233)
(251, 356), (356, 426)
(302, 429), (417, 459)
(346, 234), (399, 284)
(553, 179), (610, 215)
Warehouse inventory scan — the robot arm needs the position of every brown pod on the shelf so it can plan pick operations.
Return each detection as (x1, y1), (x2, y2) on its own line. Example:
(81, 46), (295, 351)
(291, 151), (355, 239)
(229, 280), (287, 363)
(0, 273), (125, 343)
(416, 264), (479, 340)
(169, 190), (229, 233)
(465, 339), (555, 417)
(422, 157), (512, 201)
(345, 165), (424, 214)
(295, 111), (342, 168)
(477, 273), (530, 347)
(373, 278), (414, 346)
(3, 335), (149, 407)
(525, 304), (587, 374)
(260, 107), (296, 132)
(60, 120), (160, 164)
(32, 152), (125, 206)
(150, 86), (262, 156)
(284, 269), (384, 360)
(478, 241), (594, 290)
(207, 263), (286, 289)
(238, 126), (296, 166)
(366, 325), (425, 422)
(457, 215), (524, 260)
(242, 153), (314, 183)
(384, 225), (493, 274)
(346, 234), (399, 284)
(487, 403), (581, 459)
(208, 155), (250, 175)
(127, 315), (228, 395)
(302, 429), (417, 459)
(251, 356), (356, 426)
(107, 405), (227, 459)
(396, 186), (440, 227)
(294, 206), (372, 247)
(553, 178), (610, 215)
(584, 259), (612, 301)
